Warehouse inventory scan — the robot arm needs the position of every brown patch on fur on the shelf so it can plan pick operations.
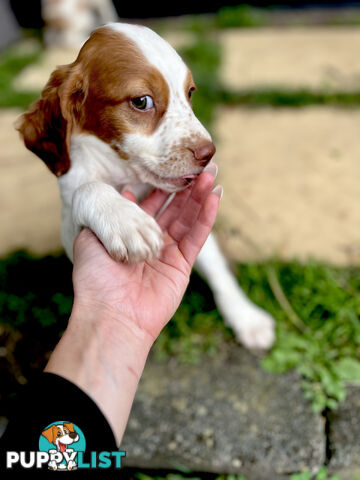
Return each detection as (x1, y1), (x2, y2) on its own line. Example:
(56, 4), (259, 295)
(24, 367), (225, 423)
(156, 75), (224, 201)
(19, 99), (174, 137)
(17, 26), (170, 176)
(78, 28), (169, 145)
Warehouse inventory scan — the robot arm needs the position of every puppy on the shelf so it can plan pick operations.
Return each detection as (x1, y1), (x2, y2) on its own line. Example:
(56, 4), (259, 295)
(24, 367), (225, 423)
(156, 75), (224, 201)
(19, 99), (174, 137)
(41, 422), (79, 452)
(41, 422), (79, 470)
(18, 23), (275, 349)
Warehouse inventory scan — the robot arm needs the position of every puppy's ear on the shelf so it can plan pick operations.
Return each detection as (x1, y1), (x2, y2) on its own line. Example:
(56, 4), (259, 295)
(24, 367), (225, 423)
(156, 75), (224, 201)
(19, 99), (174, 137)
(41, 425), (58, 444)
(64, 422), (75, 432)
(16, 64), (87, 177)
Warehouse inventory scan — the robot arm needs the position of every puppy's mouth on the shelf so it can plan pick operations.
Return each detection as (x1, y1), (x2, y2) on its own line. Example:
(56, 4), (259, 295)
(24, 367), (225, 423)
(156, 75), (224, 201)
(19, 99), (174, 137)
(182, 174), (199, 184)
(144, 168), (201, 190)
(58, 441), (67, 453)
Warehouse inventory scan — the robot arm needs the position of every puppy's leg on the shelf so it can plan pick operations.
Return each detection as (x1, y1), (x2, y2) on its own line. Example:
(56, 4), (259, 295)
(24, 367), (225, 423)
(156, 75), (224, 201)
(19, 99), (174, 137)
(62, 181), (163, 263)
(195, 233), (275, 350)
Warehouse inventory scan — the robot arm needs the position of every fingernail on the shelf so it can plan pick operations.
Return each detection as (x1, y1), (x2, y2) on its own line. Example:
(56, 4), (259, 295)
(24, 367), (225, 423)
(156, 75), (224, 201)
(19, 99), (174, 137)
(212, 184), (223, 199)
(203, 162), (218, 178)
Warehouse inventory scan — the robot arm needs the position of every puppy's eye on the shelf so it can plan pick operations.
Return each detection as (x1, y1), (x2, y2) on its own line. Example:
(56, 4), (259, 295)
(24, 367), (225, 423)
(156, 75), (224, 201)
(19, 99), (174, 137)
(131, 96), (154, 111)
(57, 431), (62, 437)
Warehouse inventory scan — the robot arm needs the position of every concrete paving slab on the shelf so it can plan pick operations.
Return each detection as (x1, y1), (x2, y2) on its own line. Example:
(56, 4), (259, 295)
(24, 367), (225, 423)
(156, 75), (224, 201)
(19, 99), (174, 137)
(220, 27), (360, 92)
(213, 106), (360, 266)
(122, 346), (325, 477)
(328, 385), (360, 477)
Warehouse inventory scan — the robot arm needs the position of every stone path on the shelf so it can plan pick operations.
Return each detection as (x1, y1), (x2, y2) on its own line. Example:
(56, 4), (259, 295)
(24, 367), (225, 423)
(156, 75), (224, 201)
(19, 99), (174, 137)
(122, 346), (359, 479)
(220, 27), (360, 91)
(214, 106), (360, 266)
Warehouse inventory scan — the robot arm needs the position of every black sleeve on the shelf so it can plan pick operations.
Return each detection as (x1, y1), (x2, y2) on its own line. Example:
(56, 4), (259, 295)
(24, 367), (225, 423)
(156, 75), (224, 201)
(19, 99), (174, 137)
(0, 372), (119, 473)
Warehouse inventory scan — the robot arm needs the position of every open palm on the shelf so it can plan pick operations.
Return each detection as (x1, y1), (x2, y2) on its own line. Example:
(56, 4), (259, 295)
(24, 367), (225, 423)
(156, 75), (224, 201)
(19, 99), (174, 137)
(72, 171), (220, 341)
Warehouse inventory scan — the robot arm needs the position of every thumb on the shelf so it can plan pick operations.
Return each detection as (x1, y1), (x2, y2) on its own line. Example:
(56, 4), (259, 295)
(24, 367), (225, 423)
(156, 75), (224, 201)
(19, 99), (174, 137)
(73, 228), (106, 264)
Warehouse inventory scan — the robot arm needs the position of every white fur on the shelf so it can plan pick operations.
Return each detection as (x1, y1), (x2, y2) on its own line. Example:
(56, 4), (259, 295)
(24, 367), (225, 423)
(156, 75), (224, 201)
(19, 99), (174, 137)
(57, 23), (275, 349)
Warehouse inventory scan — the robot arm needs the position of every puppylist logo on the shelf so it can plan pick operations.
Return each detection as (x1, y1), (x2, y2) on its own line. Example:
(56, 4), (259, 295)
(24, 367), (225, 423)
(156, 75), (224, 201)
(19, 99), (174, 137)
(6, 421), (125, 471)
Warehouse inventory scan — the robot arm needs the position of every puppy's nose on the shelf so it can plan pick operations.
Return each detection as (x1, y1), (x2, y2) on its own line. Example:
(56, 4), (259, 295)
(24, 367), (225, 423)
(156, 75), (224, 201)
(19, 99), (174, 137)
(193, 142), (216, 166)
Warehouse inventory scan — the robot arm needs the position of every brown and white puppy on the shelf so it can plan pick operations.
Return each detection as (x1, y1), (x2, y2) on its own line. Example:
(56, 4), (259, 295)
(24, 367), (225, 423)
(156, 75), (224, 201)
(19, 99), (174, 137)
(18, 23), (275, 349)
(41, 422), (79, 453)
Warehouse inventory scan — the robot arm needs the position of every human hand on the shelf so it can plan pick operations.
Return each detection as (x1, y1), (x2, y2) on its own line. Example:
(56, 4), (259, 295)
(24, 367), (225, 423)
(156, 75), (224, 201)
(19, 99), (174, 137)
(71, 169), (221, 341)
(45, 168), (221, 444)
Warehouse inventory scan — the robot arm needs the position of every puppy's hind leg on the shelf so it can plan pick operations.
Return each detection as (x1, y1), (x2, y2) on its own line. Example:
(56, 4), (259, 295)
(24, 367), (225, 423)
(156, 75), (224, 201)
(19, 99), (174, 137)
(195, 233), (275, 350)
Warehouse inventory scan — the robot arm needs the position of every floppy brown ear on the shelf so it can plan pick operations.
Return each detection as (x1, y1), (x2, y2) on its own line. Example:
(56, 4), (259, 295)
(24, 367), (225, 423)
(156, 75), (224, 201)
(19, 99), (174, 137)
(41, 424), (58, 444)
(16, 64), (86, 177)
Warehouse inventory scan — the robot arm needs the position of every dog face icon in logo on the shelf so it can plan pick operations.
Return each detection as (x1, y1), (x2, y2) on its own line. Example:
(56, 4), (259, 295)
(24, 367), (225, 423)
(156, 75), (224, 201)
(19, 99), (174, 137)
(42, 422), (79, 453)
(39, 421), (85, 471)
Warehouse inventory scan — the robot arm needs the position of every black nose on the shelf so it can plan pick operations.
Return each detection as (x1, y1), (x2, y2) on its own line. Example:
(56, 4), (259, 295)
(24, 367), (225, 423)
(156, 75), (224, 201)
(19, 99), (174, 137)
(193, 142), (216, 166)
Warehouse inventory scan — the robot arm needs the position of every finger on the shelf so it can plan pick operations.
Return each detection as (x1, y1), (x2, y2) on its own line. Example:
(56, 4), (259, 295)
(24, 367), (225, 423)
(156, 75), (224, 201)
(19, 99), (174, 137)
(156, 184), (193, 230)
(157, 163), (218, 230)
(73, 227), (106, 263)
(139, 188), (170, 216)
(121, 190), (137, 203)
(178, 189), (221, 267)
(165, 171), (216, 242)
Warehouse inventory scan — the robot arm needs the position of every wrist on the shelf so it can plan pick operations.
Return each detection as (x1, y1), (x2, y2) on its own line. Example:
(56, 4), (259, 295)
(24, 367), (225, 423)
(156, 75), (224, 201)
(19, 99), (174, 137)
(45, 300), (153, 445)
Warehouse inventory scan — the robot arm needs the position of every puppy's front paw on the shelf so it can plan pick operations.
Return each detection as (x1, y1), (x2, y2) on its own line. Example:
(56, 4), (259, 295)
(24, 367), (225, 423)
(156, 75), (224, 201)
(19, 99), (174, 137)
(102, 205), (164, 263)
(232, 306), (275, 350)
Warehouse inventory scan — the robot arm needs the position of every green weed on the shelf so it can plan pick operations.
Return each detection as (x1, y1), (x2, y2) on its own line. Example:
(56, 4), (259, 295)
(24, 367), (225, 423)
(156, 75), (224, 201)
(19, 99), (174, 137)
(237, 261), (360, 412)
(134, 473), (248, 480)
(215, 5), (268, 29)
(291, 466), (340, 480)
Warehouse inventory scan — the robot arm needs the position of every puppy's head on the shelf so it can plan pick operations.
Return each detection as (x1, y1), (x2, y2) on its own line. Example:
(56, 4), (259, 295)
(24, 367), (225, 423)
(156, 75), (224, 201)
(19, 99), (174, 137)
(17, 23), (215, 192)
(41, 422), (79, 452)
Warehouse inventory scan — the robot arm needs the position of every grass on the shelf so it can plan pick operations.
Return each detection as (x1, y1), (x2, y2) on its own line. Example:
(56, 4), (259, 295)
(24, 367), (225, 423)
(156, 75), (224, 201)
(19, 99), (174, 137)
(290, 466), (342, 480)
(238, 261), (360, 412)
(218, 88), (360, 108)
(129, 468), (360, 480)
